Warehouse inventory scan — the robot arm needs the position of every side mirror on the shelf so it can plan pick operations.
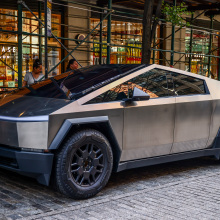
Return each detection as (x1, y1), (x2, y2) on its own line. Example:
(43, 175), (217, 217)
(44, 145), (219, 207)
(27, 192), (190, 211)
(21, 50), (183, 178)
(123, 87), (150, 103)
(132, 87), (150, 101)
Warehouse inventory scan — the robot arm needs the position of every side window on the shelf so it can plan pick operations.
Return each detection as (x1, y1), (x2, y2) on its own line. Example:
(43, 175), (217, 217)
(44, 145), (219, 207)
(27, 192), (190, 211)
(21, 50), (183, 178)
(128, 69), (171, 98)
(86, 84), (129, 104)
(85, 69), (171, 105)
(85, 68), (207, 105)
(171, 72), (206, 95)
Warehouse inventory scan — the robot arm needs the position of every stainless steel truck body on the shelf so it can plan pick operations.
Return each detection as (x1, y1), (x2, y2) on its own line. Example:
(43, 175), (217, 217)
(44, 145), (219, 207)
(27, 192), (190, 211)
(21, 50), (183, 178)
(0, 64), (220, 199)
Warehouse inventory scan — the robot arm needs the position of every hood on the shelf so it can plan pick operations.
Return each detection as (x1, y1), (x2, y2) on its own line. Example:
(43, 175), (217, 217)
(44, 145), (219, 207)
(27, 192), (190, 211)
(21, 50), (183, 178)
(0, 77), (74, 117)
(0, 93), (72, 117)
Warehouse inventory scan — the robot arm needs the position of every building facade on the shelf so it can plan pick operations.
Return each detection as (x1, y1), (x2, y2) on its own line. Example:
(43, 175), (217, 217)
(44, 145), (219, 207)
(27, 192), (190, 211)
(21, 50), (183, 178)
(0, 0), (219, 91)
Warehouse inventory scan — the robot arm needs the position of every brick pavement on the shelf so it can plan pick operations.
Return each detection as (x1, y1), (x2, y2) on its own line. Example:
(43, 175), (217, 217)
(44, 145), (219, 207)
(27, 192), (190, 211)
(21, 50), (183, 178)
(0, 157), (220, 220)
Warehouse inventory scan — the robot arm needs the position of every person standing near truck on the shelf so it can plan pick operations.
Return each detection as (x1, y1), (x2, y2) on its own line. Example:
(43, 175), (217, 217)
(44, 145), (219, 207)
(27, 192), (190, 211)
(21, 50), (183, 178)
(65, 58), (79, 72)
(22, 59), (44, 87)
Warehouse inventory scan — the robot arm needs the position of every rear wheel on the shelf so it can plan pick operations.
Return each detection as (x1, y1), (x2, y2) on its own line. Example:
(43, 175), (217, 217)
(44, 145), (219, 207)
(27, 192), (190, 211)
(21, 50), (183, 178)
(54, 129), (113, 199)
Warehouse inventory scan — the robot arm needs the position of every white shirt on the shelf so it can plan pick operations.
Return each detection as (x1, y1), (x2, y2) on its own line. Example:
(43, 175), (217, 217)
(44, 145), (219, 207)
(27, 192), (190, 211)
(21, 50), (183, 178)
(23, 72), (44, 86)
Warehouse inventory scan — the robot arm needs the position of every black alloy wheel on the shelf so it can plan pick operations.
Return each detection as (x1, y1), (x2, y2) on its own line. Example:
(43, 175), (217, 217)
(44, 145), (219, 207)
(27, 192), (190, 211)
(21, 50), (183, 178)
(71, 143), (104, 186)
(54, 129), (113, 199)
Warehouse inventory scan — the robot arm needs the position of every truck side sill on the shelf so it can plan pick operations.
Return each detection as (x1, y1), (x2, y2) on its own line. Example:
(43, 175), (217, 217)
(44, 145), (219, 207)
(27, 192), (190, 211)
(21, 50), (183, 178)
(117, 148), (220, 172)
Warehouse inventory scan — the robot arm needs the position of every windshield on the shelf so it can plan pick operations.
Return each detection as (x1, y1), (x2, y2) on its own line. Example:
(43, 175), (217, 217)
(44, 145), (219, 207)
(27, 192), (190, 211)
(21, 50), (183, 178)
(0, 64), (147, 102)
(57, 64), (146, 100)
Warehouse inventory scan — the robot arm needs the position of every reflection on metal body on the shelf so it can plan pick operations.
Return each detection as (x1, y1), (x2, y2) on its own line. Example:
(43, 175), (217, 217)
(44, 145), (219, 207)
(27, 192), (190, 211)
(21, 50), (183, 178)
(17, 122), (48, 149)
(171, 95), (212, 153)
(0, 116), (49, 149)
(122, 97), (176, 161)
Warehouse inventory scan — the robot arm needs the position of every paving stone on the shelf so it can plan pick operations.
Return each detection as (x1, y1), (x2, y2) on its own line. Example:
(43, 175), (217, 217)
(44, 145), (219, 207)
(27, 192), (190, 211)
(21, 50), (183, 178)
(0, 158), (220, 219)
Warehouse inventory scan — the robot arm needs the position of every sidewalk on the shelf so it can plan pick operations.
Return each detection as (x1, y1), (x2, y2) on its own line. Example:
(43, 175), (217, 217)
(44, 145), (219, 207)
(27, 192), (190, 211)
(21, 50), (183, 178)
(0, 157), (220, 220)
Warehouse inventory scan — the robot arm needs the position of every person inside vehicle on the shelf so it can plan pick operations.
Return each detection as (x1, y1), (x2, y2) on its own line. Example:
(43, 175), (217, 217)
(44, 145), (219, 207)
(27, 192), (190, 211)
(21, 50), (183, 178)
(22, 59), (44, 87)
(66, 58), (79, 72)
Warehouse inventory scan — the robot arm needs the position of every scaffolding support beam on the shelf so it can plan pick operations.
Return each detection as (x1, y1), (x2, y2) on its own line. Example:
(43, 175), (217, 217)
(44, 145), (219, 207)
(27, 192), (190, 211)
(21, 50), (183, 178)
(44, 0), (48, 78)
(107, 0), (112, 64)
(208, 15), (213, 77)
(18, 1), (23, 88)
(153, 33), (156, 64)
(170, 0), (176, 67)
(99, 9), (103, 65)
(189, 14), (193, 72)
(48, 10), (112, 74)
(21, 0), (81, 69)
(38, 1), (42, 63)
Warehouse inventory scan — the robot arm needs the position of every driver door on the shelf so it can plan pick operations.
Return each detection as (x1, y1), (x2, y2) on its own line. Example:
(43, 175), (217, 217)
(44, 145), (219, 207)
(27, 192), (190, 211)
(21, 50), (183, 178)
(121, 68), (176, 162)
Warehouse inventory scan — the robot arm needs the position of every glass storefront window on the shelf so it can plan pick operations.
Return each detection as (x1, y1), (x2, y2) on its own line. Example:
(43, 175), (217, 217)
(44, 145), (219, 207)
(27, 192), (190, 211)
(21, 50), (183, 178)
(185, 29), (220, 79)
(0, 9), (61, 91)
(91, 19), (143, 65)
(90, 18), (160, 65)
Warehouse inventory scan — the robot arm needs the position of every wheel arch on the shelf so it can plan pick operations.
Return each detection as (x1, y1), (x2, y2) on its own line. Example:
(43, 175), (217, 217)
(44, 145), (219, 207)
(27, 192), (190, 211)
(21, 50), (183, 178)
(49, 116), (121, 172)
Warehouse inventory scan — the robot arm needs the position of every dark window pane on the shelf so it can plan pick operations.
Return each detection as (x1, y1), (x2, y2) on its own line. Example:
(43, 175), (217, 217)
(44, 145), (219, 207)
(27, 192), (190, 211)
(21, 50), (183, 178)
(128, 69), (169, 98)
(87, 84), (129, 104)
(86, 68), (207, 105)
(171, 72), (206, 95)
(86, 68), (170, 104)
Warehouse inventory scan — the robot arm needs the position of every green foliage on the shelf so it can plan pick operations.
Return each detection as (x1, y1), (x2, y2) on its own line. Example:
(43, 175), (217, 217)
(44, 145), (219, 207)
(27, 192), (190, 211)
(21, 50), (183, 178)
(162, 1), (193, 27)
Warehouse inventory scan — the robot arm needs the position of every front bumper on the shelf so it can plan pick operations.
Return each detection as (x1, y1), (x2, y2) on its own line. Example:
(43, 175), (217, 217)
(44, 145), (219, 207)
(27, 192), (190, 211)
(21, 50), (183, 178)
(0, 145), (54, 186)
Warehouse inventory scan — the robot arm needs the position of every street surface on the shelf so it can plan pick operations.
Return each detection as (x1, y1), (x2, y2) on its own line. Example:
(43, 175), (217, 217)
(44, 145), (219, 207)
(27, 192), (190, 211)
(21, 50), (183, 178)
(0, 157), (220, 220)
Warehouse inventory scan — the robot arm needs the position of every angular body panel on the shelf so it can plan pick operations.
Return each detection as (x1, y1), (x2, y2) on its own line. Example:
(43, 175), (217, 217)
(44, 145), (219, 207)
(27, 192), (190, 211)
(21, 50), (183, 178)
(172, 96), (212, 153)
(48, 102), (124, 150)
(122, 97), (175, 161)
(17, 121), (48, 149)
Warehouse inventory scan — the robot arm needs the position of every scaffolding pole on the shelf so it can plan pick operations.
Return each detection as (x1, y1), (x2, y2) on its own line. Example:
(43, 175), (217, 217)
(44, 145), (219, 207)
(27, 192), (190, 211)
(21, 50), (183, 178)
(189, 14), (193, 72)
(107, 0), (112, 64)
(153, 34), (156, 64)
(18, 1), (23, 88)
(99, 9), (103, 65)
(208, 15), (213, 77)
(170, 0), (176, 67)
(48, 10), (112, 74)
(44, 0), (48, 78)
(21, 0), (82, 69)
(38, 1), (42, 63)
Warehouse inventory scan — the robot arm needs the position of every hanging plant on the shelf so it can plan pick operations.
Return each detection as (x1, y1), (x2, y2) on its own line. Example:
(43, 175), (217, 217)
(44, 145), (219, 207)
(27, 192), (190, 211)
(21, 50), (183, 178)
(162, 1), (193, 27)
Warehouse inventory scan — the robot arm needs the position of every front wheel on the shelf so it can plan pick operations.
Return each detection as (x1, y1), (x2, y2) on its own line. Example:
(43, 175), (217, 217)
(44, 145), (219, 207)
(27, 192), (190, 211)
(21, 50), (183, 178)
(54, 129), (113, 199)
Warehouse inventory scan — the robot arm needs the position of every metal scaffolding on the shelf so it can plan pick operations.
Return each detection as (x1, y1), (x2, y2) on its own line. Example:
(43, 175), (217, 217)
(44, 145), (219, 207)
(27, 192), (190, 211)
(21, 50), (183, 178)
(0, 0), (219, 91)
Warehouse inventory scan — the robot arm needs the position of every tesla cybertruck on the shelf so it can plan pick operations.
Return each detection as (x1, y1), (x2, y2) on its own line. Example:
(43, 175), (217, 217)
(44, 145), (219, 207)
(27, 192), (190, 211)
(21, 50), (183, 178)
(0, 64), (220, 199)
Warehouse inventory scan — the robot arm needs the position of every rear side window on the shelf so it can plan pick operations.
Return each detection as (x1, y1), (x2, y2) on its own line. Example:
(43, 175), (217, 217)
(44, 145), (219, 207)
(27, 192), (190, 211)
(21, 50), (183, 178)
(171, 72), (206, 95)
